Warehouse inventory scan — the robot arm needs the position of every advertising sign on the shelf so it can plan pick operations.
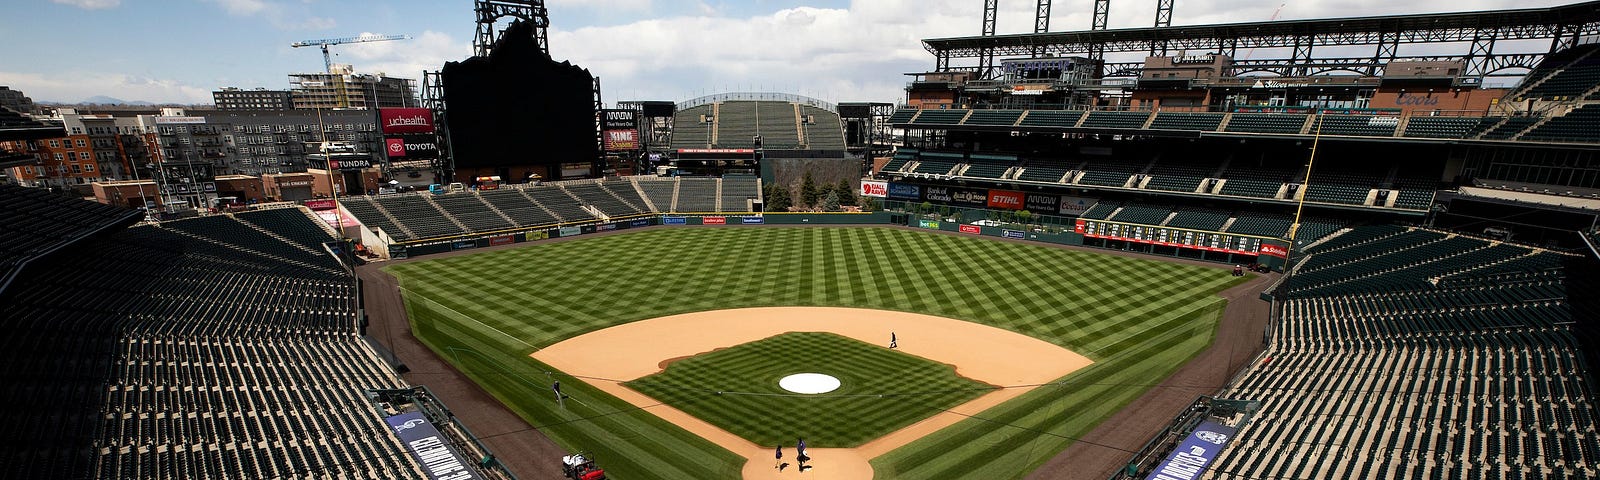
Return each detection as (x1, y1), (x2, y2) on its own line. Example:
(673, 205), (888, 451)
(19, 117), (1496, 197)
(329, 157), (373, 170)
(303, 199), (337, 211)
(678, 148), (755, 155)
(888, 183), (921, 200)
(1002, 229), (1025, 239)
(384, 412), (482, 480)
(1024, 193), (1058, 213)
(1259, 243), (1289, 259)
(924, 186), (954, 203)
(987, 190), (1025, 210)
(1147, 420), (1237, 480)
(741, 217), (765, 224)
(384, 135), (439, 160)
(860, 180), (888, 198)
(702, 216), (727, 225)
(489, 235), (514, 246)
(950, 188), (988, 207)
(1058, 196), (1096, 215)
(379, 108), (436, 134)
(559, 226), (582, 237)
(598, 223), (617, 232)
(601, 109), (638, 130)
(664, 217), (687, 225)
(452, 240), (478, 251)
(603, 129), (640, 151)
(630, 219), (651, 228)
(919, 219), (940, 229)
(385, 138), (407, 158)
(959, 224), (982, 234)
(524, 231), (549, 242)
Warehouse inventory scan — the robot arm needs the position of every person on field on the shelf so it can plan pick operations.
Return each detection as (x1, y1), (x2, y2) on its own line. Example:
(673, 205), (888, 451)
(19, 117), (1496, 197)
(889, 332), (897, 349)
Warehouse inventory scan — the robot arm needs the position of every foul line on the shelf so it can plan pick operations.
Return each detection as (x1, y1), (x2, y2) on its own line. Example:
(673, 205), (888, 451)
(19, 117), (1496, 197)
(399, 286), (538, 350)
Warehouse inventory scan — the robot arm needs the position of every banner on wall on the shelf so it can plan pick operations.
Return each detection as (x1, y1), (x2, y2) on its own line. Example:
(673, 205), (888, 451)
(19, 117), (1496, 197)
(860, 180), (888, 198)
(888, 183), (922, 200)
(703, 217), (727, 225)
(959, 224), (981, 234)
(919, 219), (940, 229)
(1146, 420), (1238, 480)
(987, 190), (1025, 210)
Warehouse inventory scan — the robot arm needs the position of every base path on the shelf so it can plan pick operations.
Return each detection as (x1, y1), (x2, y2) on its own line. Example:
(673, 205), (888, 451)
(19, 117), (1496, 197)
(532, 307), (1094, 480)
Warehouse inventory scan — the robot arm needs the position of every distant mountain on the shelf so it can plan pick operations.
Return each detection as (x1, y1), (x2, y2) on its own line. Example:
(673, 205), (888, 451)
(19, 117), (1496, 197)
(81, 95), (154, 105)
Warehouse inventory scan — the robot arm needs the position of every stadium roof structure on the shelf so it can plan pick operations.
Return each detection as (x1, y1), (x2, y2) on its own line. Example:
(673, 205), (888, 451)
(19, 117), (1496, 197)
(924, 1), (1600, 78)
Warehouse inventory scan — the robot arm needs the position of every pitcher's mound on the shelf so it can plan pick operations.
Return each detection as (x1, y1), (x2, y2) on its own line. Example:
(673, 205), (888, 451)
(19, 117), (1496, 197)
(778, 373), (841, 394)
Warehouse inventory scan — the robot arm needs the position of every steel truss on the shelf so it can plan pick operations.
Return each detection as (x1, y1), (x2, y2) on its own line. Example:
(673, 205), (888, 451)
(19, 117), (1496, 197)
(474, 0), (549, 57)
(927, 2), (1600, 78)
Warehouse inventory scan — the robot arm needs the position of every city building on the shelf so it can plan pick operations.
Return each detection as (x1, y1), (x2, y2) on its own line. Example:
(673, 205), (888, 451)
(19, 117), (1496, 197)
(0, 86), (35, 114)
(213, 87), (294, 111)
(289, 64), (418, 110)
(210, 109), (383, 176)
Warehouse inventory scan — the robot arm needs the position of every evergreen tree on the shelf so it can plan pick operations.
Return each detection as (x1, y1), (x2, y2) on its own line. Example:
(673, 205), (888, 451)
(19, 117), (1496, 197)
(800, 171), (820, 208)
(834, 179), (857, 207)
(821, 191), (841, 212)
(763, 183), (792, 212)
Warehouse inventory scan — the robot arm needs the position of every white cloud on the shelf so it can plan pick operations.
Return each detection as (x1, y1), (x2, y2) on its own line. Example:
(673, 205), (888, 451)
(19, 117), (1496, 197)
(0, 71), (213, 104)
(335, 30), (473, 81)
(539, 0), (1568, 104)
(50, 0), (120, 9)
(206, 0), (336, 31)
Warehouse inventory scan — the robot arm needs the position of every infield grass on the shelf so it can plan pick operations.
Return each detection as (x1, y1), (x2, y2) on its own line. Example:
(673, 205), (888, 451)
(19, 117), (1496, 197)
(388, 227), (1248, 479)
(627, 332), (991, 448)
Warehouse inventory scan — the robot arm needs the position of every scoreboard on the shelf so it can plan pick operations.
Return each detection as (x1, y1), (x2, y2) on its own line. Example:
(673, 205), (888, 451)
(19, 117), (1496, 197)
(1077, 219), (1286, 258)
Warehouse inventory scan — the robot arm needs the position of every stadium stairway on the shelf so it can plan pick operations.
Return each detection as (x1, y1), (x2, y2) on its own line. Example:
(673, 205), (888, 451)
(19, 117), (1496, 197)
(472, 194), (521, 227)
(514, 189), (568, 223)
(423, 195), (471, 233)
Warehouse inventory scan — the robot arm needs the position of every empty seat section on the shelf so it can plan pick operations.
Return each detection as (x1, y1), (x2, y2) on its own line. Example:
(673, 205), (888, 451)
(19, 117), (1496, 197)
(1402, 116), (1488, 139)
(234, 208), (332, 249)
(909, 109), (968, 126)
(1521, 105), (1600, 143)
(1224, 114), (1308, 134)
(339, 196), (409, 239)
(373, 195), (465, 239)
(720, 176), (760, 212)
(1226, 213), (1293, 238)
(963, 109), (1024, 126)
(1079, 201), (1121, 220)
(431, 193), (514, 232)
(565, 183), (644, 217)
(887, 108), (918, 124)
(675, 178), (719, 212)
(1016, 159), (1074, 183)
(1315, 114), (1399, 136)
(1149, 112), (1224, 131)
(913, 152), (963, 176)
(1165, 207), (1231, 231)
(634, 180), (676, 213)
(1108, 204), (1172, 225)
(961, 154), (1016, 179)
(1079, 111), (1151, 129)
(882, 149), (917, 174)
(1479, 117), (1539, 140)
(671, 104), (713, 149)
(478, 189), (558, 227)
(1017, 110), (1084, 128)
(1076, 158), (1145, 187)
(524, 187), (593, 221)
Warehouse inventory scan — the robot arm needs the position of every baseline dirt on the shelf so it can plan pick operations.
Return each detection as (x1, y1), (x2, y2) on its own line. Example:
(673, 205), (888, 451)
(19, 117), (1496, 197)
(532, 307), (1094, 480)
(359, 224), (1277, 480)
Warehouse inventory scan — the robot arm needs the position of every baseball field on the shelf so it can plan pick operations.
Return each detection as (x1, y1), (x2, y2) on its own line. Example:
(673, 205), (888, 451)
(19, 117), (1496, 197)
(387, 226), (1247, 479)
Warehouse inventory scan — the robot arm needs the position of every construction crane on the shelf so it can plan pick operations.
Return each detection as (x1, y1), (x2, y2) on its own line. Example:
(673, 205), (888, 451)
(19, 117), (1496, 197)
(292, 34), (410, 73)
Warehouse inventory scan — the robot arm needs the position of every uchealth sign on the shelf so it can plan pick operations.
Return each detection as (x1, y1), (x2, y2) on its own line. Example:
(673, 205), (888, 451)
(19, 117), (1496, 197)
(987, 190), (1025, 210)
(380, 108), (435, 134)
(860, 180), (888, 198)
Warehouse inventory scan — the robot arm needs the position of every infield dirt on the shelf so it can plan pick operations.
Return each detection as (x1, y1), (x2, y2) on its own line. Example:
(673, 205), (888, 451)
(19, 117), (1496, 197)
(532, 307), (1094, 480)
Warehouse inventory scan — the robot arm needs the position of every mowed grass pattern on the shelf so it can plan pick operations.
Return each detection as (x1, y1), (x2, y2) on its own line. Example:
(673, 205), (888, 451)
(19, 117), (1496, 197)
(389, 227), (1247, 479)
(628, 332), (991, 448)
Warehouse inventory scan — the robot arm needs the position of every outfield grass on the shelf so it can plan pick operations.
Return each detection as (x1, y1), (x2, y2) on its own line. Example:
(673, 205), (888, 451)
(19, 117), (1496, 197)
(627, 332), (991, 448)
(388, 227), (1247, 479)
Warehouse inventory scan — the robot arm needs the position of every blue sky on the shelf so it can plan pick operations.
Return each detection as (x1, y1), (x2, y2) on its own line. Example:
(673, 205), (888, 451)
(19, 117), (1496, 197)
(2, 0), (1573, 104)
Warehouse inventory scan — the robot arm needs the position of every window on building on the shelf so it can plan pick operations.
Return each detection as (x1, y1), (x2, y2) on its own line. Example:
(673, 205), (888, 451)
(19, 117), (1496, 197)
(48, 139), (60, 148)
(71, 164), (80, 174)
(53, 153), (63, 161)
(78, 152), (90, 160)
(84, 164), (94, 172)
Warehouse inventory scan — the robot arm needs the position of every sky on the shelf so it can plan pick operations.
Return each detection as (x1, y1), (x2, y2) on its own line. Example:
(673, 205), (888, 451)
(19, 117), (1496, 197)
(0, 0), (1577, 105)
